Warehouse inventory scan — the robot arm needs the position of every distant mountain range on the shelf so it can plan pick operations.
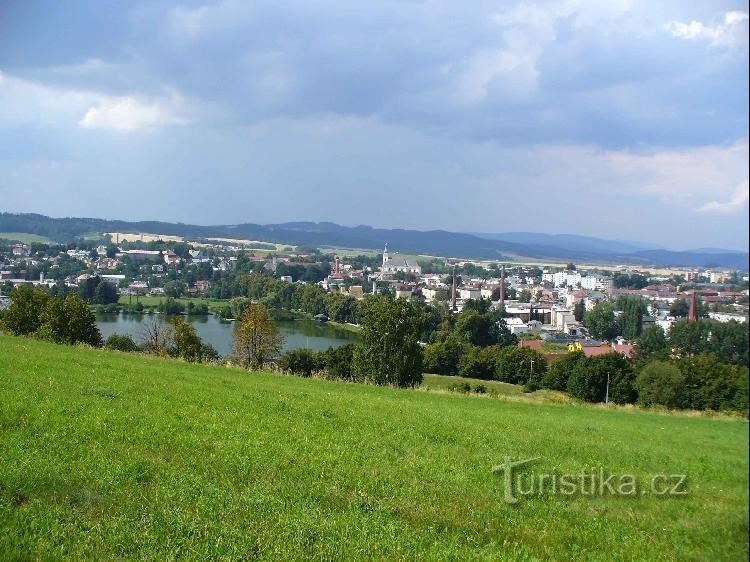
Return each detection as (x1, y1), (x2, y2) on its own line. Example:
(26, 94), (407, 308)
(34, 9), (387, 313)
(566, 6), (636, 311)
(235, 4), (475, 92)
(1, 213), (747, 270)
(469, 232), (661, 254)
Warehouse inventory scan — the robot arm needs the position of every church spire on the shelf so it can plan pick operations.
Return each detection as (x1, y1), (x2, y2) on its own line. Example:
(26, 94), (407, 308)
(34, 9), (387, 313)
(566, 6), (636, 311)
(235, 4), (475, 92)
(383, 243), (389, 266)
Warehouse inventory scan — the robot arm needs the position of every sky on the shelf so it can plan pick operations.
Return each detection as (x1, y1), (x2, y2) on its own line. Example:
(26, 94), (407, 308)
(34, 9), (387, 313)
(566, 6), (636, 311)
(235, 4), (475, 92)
(0, 1), (748, 250)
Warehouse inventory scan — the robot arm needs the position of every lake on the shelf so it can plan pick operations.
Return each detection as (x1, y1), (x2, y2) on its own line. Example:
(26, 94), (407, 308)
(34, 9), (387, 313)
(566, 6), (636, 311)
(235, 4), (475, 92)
(96, 313), (358, 357)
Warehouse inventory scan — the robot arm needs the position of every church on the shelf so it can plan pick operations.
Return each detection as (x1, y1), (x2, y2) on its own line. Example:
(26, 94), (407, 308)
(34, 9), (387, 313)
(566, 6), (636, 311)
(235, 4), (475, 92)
(379, 244), (421, 279)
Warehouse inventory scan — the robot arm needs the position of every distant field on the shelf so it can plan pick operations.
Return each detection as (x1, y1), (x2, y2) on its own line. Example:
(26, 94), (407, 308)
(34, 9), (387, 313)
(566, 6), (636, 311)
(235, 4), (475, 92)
(206, 237), (292, 251)
(0, 232), (52, 244)
(0, 335), (747, 560)
(117, 295), (226, 310)
(106, 232), (184, 244)
(320, 246), (439, 262)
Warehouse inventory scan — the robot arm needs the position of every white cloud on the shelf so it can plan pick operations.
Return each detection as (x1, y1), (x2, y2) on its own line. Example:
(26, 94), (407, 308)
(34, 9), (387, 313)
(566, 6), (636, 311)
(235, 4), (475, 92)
(166, 0), (254, 41)
(450, 43), (540, 104)
(79, 96), (186, 132)
(697, 181), (750, 214)
(448, 0), (636, 105)
(602, 139), (749, 214)
(0, 69), (192, 132)
(665, 10), (749, 48)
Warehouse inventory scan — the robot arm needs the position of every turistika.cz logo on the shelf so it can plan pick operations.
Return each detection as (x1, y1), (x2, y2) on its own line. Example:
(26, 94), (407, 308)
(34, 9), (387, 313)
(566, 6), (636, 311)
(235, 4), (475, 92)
(492, 456), (688, 504)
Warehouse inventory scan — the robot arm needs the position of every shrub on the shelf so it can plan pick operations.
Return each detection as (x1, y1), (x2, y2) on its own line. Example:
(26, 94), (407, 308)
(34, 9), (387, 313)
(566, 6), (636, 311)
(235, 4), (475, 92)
(678, 354), (749, 411)
(448, 382), (471, 393)
(279, 348), (319, 377)
(458, 345), (498, 380)
(635, 361), (685, 408)
(323, 344), (355, 380)
(567, 353), (635, 404)
(170, 317), (203, 362)
(2, 285), (49, 335)
(158, 298), (185, 315)
(38, 293), (102, 347)
(105, 333), (139, 352)
(186, 302), (209, 315)
(542, 351), (585, 391)
(495, 346), (547, 385)
(423, 336), (466, 376)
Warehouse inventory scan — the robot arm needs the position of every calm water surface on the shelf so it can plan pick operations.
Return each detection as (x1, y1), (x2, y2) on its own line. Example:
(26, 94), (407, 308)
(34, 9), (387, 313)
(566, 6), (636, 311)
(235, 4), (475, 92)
(96, 313), (357, 357)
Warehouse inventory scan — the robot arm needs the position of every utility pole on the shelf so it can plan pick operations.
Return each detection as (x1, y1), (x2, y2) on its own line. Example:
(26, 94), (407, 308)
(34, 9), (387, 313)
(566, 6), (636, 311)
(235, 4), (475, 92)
(605, 370), (611, 405)
(529, 359), (535, 385)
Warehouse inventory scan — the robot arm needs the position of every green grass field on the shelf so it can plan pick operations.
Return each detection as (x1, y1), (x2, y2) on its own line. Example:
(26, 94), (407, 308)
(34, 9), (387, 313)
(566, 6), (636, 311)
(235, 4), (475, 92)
(117, 295), (227, 310)
(0, 232), (53, 244)
(1, 334), (747, 560)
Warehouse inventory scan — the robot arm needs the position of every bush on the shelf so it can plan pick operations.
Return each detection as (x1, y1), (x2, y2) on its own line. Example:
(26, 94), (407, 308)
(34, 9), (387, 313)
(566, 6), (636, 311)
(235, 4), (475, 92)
(158, 298), (185, 315)
(278, 348), (319, 377)
(105, 333), (139, 352)
(423, 337), (466, 376)
(678, 354), (749, 411)
(170, 317), (203, 362)
(458, 345), (498, 380)
(185, 301), (209, 315)
(473, 384), (487, 394)
(38, 293), (103, 347)
(2, 285), (49, 335)
(495, 346), (547, 385)
(567, 353), (635, 404)
(199, 343), (221, 363)
(635, 361), (684, 408)
(542, 351), (585, 391)
(323, 344), (355, 380)
(448, 382), (472, 393)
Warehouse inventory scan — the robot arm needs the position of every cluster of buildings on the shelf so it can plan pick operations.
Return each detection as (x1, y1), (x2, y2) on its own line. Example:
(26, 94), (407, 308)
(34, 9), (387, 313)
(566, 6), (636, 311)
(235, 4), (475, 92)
(319, 245), (749, 345)
(2, 238), (748, 340)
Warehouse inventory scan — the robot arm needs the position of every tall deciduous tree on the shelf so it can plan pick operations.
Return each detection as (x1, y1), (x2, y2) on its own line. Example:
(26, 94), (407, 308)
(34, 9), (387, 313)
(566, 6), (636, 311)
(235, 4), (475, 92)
(170, 316), (203, 362)
(351, 296), (423, 387)
(231, 303), (283, 370)
(567, 353), (635, 404)
(635, 361), (685, 408)
(634, 325), (668, 364)
(583, 301), (620, 340)
(495, 346), (547, 385)
(93, 279), (118, 305)
(38, 294), (102, 347)
(2, 285), (49, 335)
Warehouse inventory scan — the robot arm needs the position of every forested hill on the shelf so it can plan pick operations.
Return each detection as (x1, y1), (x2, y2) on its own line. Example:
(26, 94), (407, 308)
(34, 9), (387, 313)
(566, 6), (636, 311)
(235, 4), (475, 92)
(1, 212), (747, 269)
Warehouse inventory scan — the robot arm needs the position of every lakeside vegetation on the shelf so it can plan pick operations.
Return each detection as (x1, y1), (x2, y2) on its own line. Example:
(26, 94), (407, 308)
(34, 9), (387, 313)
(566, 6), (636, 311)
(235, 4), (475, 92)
(0, 334), (747, 559)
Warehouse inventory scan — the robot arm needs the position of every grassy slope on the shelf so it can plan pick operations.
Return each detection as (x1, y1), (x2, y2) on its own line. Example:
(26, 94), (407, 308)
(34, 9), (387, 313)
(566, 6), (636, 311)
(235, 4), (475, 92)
(0, 232), (52, 244)
(0, 335), (747, 560)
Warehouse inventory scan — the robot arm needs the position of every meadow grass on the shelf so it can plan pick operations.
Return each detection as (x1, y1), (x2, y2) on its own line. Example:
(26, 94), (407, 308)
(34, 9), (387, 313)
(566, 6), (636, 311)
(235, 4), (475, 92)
(0, 232), (53, 244)
(0, 334), (747, 560)
(117, 295), (228, 310)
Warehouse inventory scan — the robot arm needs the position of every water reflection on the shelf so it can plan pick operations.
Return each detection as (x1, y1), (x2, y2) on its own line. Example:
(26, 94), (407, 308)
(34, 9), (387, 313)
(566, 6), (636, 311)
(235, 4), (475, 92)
(96, 313), (357, 357)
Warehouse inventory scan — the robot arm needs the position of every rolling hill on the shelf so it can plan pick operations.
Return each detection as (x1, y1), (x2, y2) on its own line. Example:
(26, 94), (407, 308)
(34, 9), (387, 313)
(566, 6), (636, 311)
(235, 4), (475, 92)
(0, 335), (748, 559)
(1, 212), (747, 269)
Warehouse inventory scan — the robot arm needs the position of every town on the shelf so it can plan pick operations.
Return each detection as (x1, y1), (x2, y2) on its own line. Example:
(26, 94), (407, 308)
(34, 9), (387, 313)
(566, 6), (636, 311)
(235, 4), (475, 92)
(2, 233), (747, 359)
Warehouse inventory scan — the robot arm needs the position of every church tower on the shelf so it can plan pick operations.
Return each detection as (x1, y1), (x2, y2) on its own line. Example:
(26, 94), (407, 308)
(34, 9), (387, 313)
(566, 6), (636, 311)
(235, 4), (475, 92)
(382, 243), (389, 266)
